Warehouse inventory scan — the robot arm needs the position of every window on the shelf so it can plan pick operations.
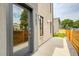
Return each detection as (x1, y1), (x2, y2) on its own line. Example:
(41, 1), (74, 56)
(39, 16), (44, 36)
(13, 4), (30, 52)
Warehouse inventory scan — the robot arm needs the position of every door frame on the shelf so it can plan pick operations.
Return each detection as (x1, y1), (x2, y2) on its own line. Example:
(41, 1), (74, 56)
(8, 3), (34, 56)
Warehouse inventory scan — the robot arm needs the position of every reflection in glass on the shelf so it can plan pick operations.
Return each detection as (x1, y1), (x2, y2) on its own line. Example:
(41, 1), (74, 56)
(13, 4), (29, 52)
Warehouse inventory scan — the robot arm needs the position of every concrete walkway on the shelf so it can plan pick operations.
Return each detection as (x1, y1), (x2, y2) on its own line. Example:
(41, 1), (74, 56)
(32, 37), (78, 56)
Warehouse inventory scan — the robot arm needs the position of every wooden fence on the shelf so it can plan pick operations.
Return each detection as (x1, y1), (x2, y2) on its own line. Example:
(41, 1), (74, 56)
(66, 29), (79, 54)
(13, 31), (28, 46)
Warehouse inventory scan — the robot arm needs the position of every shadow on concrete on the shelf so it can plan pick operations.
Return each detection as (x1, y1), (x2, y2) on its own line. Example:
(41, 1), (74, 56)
(49, 37), (64, 55)
(32, 37), (64, 56)
(13, 47), (32, 56)
(33, 37), (78, 56)
(66, 39), (78, 56)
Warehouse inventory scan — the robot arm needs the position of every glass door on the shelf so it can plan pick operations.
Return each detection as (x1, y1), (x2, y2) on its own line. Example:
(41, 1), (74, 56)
(13, 4), (31, 55)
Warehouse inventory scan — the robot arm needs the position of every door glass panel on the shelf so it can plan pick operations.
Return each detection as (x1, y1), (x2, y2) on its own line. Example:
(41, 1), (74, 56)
(13, 4), (29, 53)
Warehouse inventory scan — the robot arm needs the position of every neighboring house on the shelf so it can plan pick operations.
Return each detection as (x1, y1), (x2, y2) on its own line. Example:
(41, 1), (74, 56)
(53, 18), (60, 33)
(13, 23), (21, 31)
(0, 3), (53, 56)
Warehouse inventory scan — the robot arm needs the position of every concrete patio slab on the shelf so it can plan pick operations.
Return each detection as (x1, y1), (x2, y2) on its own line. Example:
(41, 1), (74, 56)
(32, 37), (78, 56)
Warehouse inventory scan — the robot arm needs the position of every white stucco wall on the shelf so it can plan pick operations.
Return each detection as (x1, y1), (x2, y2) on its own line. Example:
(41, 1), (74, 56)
(37, 3), (53, 46)
(0, 3), (13, 56)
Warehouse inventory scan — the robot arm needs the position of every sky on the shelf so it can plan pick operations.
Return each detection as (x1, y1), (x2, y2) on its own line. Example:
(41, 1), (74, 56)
(13, 3), (79, 22)
(13, 4), (23, 24)
(53, 3), (79, 21)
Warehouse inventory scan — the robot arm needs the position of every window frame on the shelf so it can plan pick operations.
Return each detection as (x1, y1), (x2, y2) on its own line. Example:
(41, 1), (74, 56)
(39, 16), (44, 36)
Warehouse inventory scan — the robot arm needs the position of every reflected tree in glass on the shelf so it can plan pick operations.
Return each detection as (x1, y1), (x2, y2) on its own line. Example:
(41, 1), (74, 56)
(20, 9), (28, 30)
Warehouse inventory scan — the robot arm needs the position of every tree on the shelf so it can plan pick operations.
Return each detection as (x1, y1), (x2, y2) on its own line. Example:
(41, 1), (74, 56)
(61, 19), (73, 29)
(73, 20), (79, 28)
(20, 9), (28, 30)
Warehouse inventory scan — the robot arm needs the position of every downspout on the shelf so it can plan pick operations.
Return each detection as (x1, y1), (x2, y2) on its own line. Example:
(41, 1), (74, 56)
(51, 3), (54, 36)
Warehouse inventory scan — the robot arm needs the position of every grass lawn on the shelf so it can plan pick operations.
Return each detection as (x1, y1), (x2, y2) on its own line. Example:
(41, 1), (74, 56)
(53, 33), (66, 38)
